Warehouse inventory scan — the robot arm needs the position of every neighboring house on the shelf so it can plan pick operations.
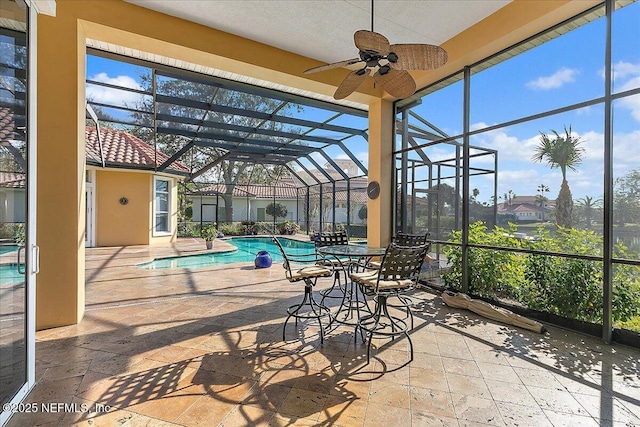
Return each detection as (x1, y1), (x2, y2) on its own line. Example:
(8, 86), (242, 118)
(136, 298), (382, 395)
(0, 172), (25, 223)
(188, 159), (369, 226)
(0, 122), (188, 247)
(497, 195), (554, 221)
(85, 127), (189, 247)
(296, 159), (369, 225)
(190, 180), (301, 223)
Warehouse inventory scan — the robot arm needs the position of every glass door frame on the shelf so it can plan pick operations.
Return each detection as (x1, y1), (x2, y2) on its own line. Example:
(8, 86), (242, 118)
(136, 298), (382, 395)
(0, 2), (38, 425)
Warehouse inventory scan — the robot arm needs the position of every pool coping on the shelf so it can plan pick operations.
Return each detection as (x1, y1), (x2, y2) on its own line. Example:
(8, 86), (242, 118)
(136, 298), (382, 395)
(136, 235), (313, 267)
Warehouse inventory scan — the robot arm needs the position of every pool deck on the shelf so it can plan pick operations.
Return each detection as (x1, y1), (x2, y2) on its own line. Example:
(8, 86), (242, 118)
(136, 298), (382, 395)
(7, 236), (640, 426)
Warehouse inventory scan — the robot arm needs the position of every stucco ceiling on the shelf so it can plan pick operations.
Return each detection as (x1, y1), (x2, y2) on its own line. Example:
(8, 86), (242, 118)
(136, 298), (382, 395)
(124, 0), (511, 65)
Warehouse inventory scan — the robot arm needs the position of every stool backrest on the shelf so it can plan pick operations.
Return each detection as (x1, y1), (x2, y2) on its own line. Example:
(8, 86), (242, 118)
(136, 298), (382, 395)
(271, 236), (292, 274)
(393, 232), (430, 247)
(316, 230), (349, 247)
(378, 243), (429, 284)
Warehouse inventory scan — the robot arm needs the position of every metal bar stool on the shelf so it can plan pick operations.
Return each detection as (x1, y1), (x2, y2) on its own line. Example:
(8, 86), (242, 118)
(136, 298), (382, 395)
(314, 230), (350, 306)
(368, 232), (431, 328)
(272, 237), (333, 343)
(351, 242), (429, 364)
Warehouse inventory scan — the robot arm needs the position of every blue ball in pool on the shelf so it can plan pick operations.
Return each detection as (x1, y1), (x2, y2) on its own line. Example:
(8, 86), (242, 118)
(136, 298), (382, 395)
(254, 250), (272, 269)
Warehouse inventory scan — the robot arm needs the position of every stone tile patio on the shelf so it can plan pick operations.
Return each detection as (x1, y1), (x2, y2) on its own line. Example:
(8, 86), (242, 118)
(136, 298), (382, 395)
(7, 238), (640, 426)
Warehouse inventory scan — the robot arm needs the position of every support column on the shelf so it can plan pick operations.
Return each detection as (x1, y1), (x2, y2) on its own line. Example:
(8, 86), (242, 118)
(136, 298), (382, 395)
(36, 9), (85, 329)
(367, 99), (393, 247)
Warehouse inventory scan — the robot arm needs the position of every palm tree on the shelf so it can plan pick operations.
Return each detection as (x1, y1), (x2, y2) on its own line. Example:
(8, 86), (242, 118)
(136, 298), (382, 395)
(576, 196), (602, 228)
(536, 184), (550, 221)
(532, 125), (585, 228)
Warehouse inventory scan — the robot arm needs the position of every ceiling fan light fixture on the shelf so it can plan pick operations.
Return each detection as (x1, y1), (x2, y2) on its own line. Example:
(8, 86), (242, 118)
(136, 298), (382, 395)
(304, 0), (448, 100)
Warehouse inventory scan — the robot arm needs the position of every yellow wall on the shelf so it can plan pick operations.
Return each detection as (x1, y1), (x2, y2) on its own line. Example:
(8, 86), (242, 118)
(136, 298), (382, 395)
(367, 99), (394, 248)
(94, 171), (179, 247)
(36, 4), (85, 329)
(36, 0), (598, 329)
(95, 170), (150, 247)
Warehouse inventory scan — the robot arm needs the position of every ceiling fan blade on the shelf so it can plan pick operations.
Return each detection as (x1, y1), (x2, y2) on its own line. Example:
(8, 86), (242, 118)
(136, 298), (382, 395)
(373, 68), (416, 99)
(334, 70), (367, 100)
(389, 44), (448, 70)
(354, 30), (390, 55)
(304, 58), (363, 74)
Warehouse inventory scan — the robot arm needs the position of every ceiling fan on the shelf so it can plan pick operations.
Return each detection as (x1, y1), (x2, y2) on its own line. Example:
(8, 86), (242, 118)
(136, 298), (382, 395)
(304, 1), (448, 100)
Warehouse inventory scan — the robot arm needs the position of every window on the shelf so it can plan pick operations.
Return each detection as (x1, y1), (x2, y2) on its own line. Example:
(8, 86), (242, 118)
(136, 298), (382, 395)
(154, 178), (170, 233)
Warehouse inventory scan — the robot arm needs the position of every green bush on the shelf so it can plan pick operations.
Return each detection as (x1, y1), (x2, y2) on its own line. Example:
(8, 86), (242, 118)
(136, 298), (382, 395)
(266, 202), (288, 219)
(443, 221), (640, 324)
(0, 223), (21, 241)
(177, 222), (200, 238)
(277, 220), (300, 235)
(218, 222), (243, 236)
(443, 222), (524, 300)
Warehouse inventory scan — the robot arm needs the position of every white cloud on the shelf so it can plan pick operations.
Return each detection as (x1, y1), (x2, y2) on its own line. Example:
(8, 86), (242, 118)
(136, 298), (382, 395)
(617, 85), (640, 122)
(599, 61), (640, 122)
(526, 67), (579, 90)
(498, 169), (539, 189)
(86, 73), (145, 107)
(612, 61), (640, 81)
(469, 124), (539, 163)
(612, 130), (640, 173)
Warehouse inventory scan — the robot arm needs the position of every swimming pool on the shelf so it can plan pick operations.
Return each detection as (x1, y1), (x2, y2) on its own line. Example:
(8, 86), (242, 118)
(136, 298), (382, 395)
(0, 245), (18, 255)
(139, 237), (315, 270)
(0, 263), (24, 285)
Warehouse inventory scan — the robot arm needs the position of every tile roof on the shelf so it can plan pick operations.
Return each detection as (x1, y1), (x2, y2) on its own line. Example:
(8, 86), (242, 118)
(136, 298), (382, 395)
(86, 127), (189, 174)
(0, 172), (25, 188)
(0, 106), (18, 143)
(194, 183), (299, 199)
(192, 183), (369, 203)
(0, 107), (190, 188)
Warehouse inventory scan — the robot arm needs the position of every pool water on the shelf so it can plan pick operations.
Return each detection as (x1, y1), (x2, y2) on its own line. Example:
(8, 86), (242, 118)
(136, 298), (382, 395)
(0, 263), (24, 285)
(139, 237), (315, 270)
(0, 245), (18, 255)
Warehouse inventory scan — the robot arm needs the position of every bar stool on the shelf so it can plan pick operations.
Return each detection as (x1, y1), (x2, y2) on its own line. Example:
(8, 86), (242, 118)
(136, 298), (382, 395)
(272, 237), (333, 343)
(351, 242), (429, 364)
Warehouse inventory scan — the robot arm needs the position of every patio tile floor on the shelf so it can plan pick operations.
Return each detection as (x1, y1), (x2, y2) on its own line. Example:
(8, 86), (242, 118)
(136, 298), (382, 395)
(7, 238), (640, 426)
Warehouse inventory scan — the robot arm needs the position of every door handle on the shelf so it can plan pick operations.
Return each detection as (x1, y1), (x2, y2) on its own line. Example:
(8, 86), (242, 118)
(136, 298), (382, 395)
(32, 245), (40, 274)
(17, 246), (25, 274)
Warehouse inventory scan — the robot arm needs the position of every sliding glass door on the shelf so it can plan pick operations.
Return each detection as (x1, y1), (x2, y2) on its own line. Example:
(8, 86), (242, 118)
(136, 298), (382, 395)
(0, 0), (34, 423)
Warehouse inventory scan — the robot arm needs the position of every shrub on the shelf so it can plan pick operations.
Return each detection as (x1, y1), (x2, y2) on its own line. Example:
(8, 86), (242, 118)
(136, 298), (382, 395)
(266, 202), (288, 219)
(218, 222), (243, 236)
(277, 220), (300, 235)
(443, 221), (640, 324)
(443, 222), (524, 300)
(358, 205), (367, 221)
(178, 222), (200, 237)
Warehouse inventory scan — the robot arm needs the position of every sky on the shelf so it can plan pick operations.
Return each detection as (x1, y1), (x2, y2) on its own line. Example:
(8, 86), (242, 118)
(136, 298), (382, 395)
(406, 1), (640, 204)
(86, 1), (639, 198)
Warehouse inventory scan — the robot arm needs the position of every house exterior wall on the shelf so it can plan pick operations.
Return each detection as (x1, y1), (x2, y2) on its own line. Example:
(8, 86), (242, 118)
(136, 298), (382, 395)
(95, 170), (150, 246)
(190, 195), (297, 223)
(95, 170), (178, 247)
(0, 188), (26, 223)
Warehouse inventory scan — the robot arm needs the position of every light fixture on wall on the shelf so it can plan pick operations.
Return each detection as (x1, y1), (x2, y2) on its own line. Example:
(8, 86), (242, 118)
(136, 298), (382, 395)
(119, 197), (128, 205)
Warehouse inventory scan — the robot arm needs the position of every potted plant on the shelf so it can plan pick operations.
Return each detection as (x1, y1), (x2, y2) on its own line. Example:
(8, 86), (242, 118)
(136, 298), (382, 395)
(201, 223), (218, 249)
